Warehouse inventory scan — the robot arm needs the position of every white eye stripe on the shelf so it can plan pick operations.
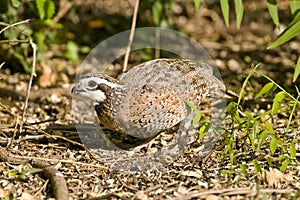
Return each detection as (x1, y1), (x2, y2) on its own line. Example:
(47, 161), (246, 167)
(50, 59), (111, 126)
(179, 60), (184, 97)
(83, 77), (122, 89)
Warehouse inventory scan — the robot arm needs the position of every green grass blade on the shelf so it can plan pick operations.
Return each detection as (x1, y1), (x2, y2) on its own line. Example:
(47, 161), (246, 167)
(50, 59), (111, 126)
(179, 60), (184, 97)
(270, 137), (278, 155)
(293, 56), (300, 82)
(268, 12), (300, 49)
(258, 130), (269, 150)
(199, 120), (210, 139)
(220, 0), (230, 27)
(234, 0), (244, 29)
(267, 0), (280, 27)
(289, 140), (297, 158)
(290, 0), (300, 15)
(237, 64), (261, 106)
(194, 0), (201, 10)
(253, 159), (261, 173)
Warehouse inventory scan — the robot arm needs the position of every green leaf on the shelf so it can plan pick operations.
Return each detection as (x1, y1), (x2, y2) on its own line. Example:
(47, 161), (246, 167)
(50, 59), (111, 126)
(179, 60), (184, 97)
(45, 0), (55, 19)
(9, 169), (19, 177)
(152, 1), (163, 26)
(272, 91), (286, 114)
(220, 170), (228, 176)
(234, 0), (244, 29)
(35, 31), (46, 52)
(244, 111), (254, 120)
(258, 130), (269, 150)
(248, 121), (257, 151)
(278, 154), (285, 161)
(253, 159), (261, 173)
(199, 119), (210, 139)
(36, 0), (46, 20)
(80, 46), (91, 54)
(192, 112), (202, 126)
(260, 115), (274, 133)
(255, 82), (274, 99)
(289, 140), (297, 158)
(240, 164), (248, 176)
(248, 133), (255, 151)
(194, 0), (201, 10)
(13, 51), (31, 73)
(36, 0), (55, 19)
(266, 156), (273, 168)
(279, 158), (290, 171)
(265, 120), (274, 133)
(44, 19), (62, 28)
(11, 0), (21, 7)
(184, 100), (198, 111)
(268, 12), (300, 49)
(224, 101), (237, 113)
(66, 41), (79, 62)
(293, 56), (300, 82)
(267, 0), (280, 27)
(239, 163), (248, 176)
(270, 137), (278, 155)
(220, 0), (230, 26)
(290, 0), (300, 15)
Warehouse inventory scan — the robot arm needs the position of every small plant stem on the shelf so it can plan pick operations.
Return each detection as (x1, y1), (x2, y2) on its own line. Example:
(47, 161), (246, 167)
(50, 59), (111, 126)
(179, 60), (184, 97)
(20, 39), (37, 133)
(285, 93), (299, 132)
(237, 63), (261, 106)
(0, 19), (31, 35)
(123, 0), (139, 73)
(258, 73), (300, 103)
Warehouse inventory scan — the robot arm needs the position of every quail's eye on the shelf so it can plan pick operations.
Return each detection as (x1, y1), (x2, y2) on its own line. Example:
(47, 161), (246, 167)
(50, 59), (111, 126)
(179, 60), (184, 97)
(87, 80), (97, 88)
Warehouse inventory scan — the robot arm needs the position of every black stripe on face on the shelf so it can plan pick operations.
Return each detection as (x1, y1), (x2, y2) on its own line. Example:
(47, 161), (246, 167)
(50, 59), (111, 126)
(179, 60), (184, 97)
(98, 83), (112, 93)
(87, 82), (112, 93)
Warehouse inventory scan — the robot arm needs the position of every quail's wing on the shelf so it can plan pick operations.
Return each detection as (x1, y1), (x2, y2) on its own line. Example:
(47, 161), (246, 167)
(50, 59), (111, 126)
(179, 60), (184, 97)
(112, 60), (193, 138)
(111, 58), (225, 138)
(129, 84), (188, 138)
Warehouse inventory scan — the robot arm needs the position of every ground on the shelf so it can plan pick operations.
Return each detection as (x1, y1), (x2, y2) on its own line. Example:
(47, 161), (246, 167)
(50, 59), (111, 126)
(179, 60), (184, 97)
(0, 0), (299, 199)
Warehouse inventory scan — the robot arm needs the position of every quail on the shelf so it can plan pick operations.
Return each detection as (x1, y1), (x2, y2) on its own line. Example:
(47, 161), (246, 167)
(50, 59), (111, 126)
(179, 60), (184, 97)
(72, 58), (225, 150)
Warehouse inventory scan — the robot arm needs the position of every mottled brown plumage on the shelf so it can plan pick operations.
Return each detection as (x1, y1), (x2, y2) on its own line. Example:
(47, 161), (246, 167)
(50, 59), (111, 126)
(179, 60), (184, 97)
(72, 58), (225, 150)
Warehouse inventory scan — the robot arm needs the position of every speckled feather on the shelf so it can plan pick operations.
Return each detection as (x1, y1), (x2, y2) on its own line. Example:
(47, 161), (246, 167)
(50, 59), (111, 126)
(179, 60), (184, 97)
(72, 58), (225, 149)
(111, 59), (223, 138)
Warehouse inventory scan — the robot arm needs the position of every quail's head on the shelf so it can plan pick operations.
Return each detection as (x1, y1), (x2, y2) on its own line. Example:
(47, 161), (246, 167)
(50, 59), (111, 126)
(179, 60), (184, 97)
(71, 74), (121, 105)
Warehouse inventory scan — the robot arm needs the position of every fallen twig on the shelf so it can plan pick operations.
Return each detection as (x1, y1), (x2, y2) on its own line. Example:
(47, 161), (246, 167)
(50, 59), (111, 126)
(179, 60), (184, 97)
(0, 146), (69, 200)
(12, 155), (110, 170)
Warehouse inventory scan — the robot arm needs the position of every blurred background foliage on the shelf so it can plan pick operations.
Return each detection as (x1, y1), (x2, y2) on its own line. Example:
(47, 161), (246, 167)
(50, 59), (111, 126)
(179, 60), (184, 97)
(0, 0), (299, 80)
